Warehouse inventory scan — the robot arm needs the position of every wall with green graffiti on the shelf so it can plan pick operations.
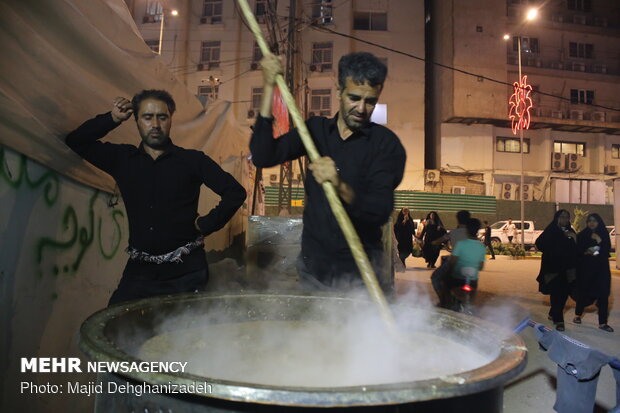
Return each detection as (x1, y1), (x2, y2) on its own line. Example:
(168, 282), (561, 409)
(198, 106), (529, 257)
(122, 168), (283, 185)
(0, 146), (128, 412)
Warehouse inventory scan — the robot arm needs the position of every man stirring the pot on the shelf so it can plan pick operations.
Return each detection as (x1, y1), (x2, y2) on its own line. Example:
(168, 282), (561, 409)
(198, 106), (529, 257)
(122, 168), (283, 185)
(66, 90), (246, 305)
(251, 53), (406, 291)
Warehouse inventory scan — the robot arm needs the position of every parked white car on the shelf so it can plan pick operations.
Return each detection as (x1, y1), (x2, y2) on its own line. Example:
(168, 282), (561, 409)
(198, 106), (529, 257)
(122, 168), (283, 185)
(479, 220), (543, 246)
(606, 226), (616, 252)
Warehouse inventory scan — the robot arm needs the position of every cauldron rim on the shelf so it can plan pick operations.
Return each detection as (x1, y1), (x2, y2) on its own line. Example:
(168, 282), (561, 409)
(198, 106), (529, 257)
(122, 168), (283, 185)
(79, 292), (527, 407)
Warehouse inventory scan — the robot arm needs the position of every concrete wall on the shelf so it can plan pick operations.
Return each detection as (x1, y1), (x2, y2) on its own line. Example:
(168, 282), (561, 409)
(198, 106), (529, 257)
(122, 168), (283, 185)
(0, 146), (129, 412)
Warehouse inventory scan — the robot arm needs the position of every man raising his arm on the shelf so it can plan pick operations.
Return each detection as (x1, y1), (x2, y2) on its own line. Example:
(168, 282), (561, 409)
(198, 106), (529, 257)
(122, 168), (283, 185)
(66, 90), (246, 305)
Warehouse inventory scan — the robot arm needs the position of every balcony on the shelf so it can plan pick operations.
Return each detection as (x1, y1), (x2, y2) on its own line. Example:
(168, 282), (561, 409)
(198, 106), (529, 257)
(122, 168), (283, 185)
(506, 3), (620, 30)
(506, 53), (619, 76)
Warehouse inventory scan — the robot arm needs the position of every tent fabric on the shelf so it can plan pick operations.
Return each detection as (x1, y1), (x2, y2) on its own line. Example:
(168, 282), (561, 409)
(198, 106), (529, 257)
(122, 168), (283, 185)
(0, 0), (250, 193)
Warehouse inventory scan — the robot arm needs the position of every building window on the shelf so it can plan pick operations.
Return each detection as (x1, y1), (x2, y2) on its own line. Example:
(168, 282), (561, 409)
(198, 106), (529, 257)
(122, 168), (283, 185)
(255, 0), (267, 16)
(496, 137), (530, 153)
(554, 141), (586, 156)
(569, 42), (593, 59)
(353, 11), (387, 31)
(612, 144), (620, 159)
(310, 89), (331, 116)
(200, 41), (221, 68)
(311, 0), (333, 24)
(252, 42), (263, 64)
(144, 1), (162, 23)
(570, 89), (594, 104)
(202, 0), (223, 23)
(251, 87), (263, 110)
(198, 85), (219, 100)
(145, 40), (159, 53)
(567, 0), (591, 12)
(512, 37), (539, 53)
(311, 42), (333, 71)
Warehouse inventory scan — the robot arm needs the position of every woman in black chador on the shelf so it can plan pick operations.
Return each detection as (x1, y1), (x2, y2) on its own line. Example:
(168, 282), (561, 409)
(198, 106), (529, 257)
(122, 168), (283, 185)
(420, 211), (446, 268)
(535, 209), (577, 331)
(573, 213), (614, 332)
(394, 208), (416, 267)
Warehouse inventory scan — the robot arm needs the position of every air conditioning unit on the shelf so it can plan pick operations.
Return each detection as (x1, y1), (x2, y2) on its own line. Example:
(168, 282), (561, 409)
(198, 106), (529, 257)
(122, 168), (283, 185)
(551, 110), (564, 119)
(143, 14), (158, 23)
(451, 186), (466, 195)
(250, 62), (259, 70)
(501, 183), (517, 200)
(572, 62), (586, 72)
(566, 154), (583, 172)
(532, 107), (543, 117)
(200, 16), (212, 24)
(570, 110), (584, 120)
(551, 14), (564, 23)
(309, 64), (329, 72)
(551, 152), (566, 171)
(593, 64), (607, 74)
(573, 15), (586, 25)
(197, 62), (218, 71)
(592, 111), (606, 122)
(425, 169), (440, 183)
(604, 165), (618, 175)
(247, 109), (256, 118)
(518, 184), (534, 201)
(550, 61), (564, 70)
(594, 17), (607, 27)
(527, 57), (542, 68)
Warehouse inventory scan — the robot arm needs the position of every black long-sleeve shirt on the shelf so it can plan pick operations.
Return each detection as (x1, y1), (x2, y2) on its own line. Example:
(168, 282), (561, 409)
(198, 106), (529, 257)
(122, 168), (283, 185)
(66, 112), (246, 278)
(250, 114), (406, 261)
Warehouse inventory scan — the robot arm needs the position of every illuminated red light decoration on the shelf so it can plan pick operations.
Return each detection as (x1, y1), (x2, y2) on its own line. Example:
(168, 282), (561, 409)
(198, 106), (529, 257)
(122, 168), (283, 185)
(508, 75), (533, 135)
(272, 87), (289, 138)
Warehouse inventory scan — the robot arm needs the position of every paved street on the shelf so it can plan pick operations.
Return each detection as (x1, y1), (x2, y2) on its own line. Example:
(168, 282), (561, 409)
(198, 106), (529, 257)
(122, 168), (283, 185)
(395, 254), (619, 413)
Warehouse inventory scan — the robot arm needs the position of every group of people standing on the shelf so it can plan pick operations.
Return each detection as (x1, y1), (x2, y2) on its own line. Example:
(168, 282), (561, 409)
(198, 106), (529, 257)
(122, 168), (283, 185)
(536, 210), (614, 332)
(394, 208), (614, 331)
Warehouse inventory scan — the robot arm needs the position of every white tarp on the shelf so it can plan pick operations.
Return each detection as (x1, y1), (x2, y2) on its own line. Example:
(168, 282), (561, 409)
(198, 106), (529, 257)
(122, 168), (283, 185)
(0, 0), (250, 193)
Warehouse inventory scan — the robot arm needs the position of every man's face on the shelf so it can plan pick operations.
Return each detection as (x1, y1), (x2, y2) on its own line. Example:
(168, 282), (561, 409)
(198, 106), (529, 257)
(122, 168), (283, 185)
(136, 98), (172, 149)
(338, 77), (382, 131)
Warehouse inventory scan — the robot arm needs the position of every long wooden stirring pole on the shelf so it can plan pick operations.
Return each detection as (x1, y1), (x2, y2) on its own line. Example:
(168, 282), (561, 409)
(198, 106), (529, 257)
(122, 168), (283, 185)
(237, 0), (398, 335)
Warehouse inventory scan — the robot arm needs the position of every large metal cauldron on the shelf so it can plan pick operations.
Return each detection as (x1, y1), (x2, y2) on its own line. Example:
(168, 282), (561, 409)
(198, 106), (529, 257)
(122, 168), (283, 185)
(80, 293), (527, 412)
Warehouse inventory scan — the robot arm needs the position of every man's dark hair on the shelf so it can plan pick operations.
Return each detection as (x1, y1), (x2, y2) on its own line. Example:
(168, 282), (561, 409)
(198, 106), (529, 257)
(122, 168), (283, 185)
(483, 220), (488, 225)
(338, 52), (387, 91)
(131, 90), (176, 120)
(466, 218), (481, 237)
(456, 210), (471, 225)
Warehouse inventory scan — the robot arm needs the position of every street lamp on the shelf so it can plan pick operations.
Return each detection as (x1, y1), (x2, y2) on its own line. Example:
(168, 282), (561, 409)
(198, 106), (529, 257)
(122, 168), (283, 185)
(158, 8), (179, 55)
(505, 7), (538, 249)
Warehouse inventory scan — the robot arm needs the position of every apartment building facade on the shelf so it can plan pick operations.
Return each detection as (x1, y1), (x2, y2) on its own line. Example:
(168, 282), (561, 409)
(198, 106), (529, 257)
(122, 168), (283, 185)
(123, 0), (426, 190)
(430, 0), (620, 205)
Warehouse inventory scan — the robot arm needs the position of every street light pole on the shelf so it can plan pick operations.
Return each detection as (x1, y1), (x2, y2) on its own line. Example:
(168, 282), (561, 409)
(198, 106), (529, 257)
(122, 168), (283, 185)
(518, 37), (525, 249)
(157, 8), (178, 55)
(158, 10), (165, 55)
(506, 7), (537, 250)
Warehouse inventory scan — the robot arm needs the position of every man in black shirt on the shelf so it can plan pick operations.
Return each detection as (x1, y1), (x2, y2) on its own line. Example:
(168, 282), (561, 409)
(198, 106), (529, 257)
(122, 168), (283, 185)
(66, 90), (246, 305)
(483, 220), (496, 259)
(251, 52), (406, 291)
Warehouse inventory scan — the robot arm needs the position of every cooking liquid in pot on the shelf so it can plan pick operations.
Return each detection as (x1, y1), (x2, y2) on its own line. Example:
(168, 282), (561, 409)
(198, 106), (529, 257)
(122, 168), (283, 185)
(139, 321), (493, 387)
